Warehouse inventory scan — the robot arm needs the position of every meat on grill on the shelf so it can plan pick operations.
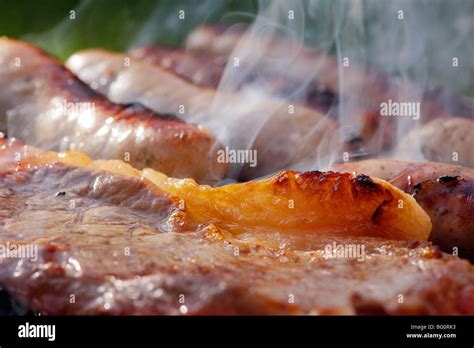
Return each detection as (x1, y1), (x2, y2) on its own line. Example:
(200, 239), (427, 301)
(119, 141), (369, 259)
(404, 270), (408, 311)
(129, 45), (339, 112)
(185, 25), (474, 166)
(186, 25), (473, 120)
(128, 45), (396, 156)
(0, 38), (226, 183)
(395, 117), (474, 168)
(2, 138), (470, 315)
(0, 136), (431, 242)
(331, 159), (474, 258)
(66, 49), (337, 179)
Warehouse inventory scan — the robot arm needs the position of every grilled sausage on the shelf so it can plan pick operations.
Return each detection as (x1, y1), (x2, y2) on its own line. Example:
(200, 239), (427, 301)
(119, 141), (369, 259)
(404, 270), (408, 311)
(331, 159), (474, 258)
(129, 44), (396, 155)
(185, 25), (473, 120)
(66, 49), (337, 179)
(129, 45), (338, 112)
(395, 117), (474, 168)
(331, 159), (474, 189)
(129, 45), (228, 91)
(413, 177), (474, 258)
(186, 24), (473, 159)
(0, 37), (226, 182)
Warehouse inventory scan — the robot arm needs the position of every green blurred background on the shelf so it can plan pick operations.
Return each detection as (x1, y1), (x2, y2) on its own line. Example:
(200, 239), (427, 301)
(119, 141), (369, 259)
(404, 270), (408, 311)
(0, 0), (259, 60)
(0, 0), (473, 96)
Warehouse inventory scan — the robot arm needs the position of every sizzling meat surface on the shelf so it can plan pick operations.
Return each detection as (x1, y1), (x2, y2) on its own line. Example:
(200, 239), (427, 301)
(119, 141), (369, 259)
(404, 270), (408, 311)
(0, 38), (226, 182)
(128, 45), (396, 156)
(129, 46), (228, 90)
(186, 25), (474, 165)
(129, 45), (338, 112)
(2, 138), (474, 315)
(332, 159), (474, 258)
(186, 25), (473, 119)
(66, 49), (338, 179)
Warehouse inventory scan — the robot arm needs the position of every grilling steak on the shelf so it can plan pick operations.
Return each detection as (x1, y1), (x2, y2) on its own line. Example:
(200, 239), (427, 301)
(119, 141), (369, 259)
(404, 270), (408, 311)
(0, 38), (226, 182)
(331, 159), (474, 258)
(3, 137), (471, 315)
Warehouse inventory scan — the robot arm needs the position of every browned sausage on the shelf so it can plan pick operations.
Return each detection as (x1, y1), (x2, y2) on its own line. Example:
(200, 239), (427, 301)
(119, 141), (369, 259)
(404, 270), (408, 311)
(0, 38), (226, 182)
(331, 159), (474, 258)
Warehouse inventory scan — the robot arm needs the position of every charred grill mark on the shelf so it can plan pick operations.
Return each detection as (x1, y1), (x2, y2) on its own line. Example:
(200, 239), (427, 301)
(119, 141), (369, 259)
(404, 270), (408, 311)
(371, 199), (392, 223)
(271, 171), (296, 195)
(272, 171), (398, 218)
(331, 160), (474, 256)
(355, 174), (380, 191)
(413, 182), (422, 192)
(272, 171), (367, 196)
(427, 178), (474, 208)
(295, 171), (354, 193)
(371, 204), (384, 222)
(437, 175), (460, 184)
(414, 177), (468, 198)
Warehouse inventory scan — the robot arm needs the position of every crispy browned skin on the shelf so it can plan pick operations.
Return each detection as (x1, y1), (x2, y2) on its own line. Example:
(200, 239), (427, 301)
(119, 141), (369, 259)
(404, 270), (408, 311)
(186, 25), (474, 161)
(145, 172), (431, 242)
(129, 45), (395, 156)
(331, 159), (474, 190)
(130, 45), (338, 112)
(130, 46), (228, 90)
(186, 26), (473, 119)
(0, 37), (226, 182)
(186, 25), (391, 101)
(1, 139), (473, 315)
(0, 137), (431, 242)
(66, 49), (337, 180)
(332, 159), (474, 258)
(414, 177), (474, 258)
(66, 48), (399, 178)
